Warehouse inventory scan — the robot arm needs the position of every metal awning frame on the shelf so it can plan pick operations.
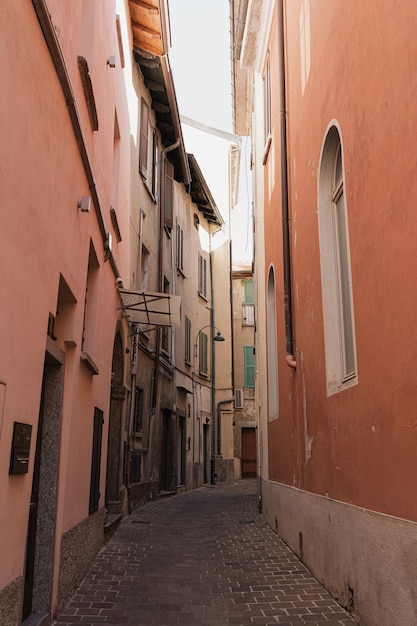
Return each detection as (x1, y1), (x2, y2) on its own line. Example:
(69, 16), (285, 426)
(118, 289), (181, 327)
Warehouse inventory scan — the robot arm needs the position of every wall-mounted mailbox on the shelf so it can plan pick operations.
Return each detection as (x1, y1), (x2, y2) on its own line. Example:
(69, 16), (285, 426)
(10, 422), (32, 475)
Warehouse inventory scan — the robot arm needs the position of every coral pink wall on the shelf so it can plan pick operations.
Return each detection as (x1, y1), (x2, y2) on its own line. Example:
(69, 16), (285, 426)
(0, 0), (130, 601)
(265, 0), (417, 521)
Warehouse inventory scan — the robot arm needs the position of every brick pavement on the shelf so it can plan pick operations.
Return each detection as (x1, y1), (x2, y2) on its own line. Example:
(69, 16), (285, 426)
(53, 480), (357, 626)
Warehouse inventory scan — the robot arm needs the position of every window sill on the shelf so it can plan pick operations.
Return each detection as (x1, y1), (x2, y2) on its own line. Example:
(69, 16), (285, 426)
(80, 351), (99, 375)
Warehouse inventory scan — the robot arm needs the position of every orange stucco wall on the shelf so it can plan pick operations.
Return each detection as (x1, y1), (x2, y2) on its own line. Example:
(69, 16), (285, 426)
(0, 0), (130, 610)
(264, 0), (417, 522)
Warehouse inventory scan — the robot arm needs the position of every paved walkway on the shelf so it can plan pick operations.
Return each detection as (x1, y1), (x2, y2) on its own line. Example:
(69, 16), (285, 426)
(53, 480), (356, 626)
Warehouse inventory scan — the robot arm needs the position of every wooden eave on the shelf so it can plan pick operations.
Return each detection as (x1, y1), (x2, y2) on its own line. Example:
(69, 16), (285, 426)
(188, 154), (223, 226)
(128, 0), (169, 56)
(134, 49), (191, 186)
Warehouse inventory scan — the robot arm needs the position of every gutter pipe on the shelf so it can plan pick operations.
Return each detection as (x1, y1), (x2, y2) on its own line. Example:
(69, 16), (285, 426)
(278, 0), (296, 369)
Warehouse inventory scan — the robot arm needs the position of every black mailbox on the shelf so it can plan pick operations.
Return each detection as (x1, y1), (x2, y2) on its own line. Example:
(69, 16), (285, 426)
(10, 422), (32, 475)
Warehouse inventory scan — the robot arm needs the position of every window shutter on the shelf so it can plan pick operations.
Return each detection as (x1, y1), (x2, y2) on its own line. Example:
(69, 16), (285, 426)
(199, 332), (208, 375)
(139, 98), (149, 178)
(185, 316), (191, 363)
(244, 346), (255, 388)
(164, 161), (174, 229)
(244, 279), (255, 305)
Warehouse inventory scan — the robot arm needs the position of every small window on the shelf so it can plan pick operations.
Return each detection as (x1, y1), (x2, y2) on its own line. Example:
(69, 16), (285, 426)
(176, 222), (184, 273)
(199, 332), (208, 376)
(151, 130), (158, 200)
(161, 277), (170, 355)
(137, 244), (150, 291)
(139, 98), (149, 179)
(185, 316), (191, 364)
(82, 241), (100, 353)
(133, 386), (144, 433)
(139, 98), (158, 201)
(164, 161), (174, 229)
(244, 346), (255, 388)
(198, 254), (207, 299)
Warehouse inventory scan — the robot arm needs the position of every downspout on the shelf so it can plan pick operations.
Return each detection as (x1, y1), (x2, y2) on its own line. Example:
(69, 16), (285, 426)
(152, 139), (181, 412)
(278, 0), (296, 370)
(209, 224), (222, 484)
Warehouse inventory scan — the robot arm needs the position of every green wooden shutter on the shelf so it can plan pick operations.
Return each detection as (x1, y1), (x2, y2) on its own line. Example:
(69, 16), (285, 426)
(244, 278), (254, 305)
(244, 346), (255, 388)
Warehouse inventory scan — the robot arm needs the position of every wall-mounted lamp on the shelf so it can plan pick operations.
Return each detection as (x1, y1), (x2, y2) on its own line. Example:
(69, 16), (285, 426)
(194, 325), (225, 358)
(78, 196), (91, 213)
(107, 56), (116, 68)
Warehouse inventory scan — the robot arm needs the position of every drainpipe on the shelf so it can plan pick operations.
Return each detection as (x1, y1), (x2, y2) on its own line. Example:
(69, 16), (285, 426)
(152, 139), (181, 412)
(209, 225), (223, 484)
(278, 0), (296, 370)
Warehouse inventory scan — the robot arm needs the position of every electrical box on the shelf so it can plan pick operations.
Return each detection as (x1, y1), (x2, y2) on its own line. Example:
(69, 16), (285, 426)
(9, 422), (32, 475)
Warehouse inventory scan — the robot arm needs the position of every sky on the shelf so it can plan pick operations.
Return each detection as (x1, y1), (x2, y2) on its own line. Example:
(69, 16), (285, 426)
(169, 0), (233, 133)
(168, 0), (253, 264)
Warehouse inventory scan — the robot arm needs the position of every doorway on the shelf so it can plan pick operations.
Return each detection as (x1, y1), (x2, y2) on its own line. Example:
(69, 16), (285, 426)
(203, 423), (210, 484)
(160, 409), (175, 492)
(22, 341), (64, 622)
(241, 427), (256, 478)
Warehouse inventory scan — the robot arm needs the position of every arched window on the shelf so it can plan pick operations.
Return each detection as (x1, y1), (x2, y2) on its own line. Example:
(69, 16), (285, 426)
(318, 125), (357, 395)
(267, 266), (279, 419)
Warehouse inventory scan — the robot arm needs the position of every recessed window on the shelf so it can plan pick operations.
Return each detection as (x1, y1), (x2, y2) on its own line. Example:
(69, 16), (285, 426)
(139, 98), (158, 202)
(262, 50), (272, 164)
(176, 222), (184, 273)
(318, 125), (357, 394)
(267, 267), (279, 420)
(198, 253), (207, 299)
(133, 386), (144, 433)
(185, 316), (191, 364)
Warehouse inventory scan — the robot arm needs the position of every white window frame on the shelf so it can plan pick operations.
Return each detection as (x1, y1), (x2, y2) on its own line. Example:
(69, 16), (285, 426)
(318, 123), (357, 396)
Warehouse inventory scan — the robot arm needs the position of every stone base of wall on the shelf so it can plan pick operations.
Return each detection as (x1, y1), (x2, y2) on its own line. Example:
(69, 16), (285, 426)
(0, 575), (23, 626)
(215, 458), (234, 484)
(129, 480), (159, 511)
(261, 478), (417, 626)
(56, 508), (105, 616)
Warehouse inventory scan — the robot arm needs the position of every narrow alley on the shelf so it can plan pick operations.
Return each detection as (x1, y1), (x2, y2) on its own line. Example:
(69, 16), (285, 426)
(52, 481), (355, 626)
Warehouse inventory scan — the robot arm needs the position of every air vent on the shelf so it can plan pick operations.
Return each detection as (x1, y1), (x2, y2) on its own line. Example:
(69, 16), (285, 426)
(235, 389), (244, 409)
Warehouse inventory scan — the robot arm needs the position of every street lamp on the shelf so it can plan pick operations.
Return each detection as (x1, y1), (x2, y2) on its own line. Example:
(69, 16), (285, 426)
(194, 324), (225, 485)
(194, 325), (225, 358)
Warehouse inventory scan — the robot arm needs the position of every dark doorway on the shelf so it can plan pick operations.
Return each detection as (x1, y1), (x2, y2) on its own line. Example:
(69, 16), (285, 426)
(105, 331), (126, 514)
(22, 341), (64, 622)
(203, 423), (210, 484)
(177, 415), (186, 486)
(241, 427), (257, 478)
(160, 409), (175, 492)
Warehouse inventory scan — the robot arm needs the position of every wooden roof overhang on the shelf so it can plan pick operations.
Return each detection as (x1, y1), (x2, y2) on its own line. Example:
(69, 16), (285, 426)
(188, 154), (223, 226)
(128, 0), (191, 186)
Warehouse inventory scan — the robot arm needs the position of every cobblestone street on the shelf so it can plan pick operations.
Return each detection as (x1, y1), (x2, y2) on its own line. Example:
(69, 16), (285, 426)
(53, 480), (356, 625)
